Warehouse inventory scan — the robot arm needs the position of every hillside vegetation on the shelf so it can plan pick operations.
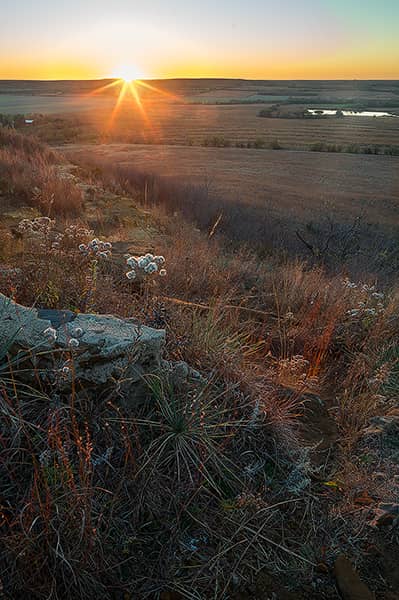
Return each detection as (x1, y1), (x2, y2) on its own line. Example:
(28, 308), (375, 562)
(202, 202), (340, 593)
(0, 129), (398, 599)
(0, 128), (82, 216)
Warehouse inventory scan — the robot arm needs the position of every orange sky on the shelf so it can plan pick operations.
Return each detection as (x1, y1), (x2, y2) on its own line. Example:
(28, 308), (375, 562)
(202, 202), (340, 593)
(2, 0), (399, 80)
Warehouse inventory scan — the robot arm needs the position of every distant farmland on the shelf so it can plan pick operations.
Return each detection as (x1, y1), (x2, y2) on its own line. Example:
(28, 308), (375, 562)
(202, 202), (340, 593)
(20, 101), (399, 150)
(0, 93), (116, 114)
(64, 143), (399, 228)
(2, 78), (399, 151)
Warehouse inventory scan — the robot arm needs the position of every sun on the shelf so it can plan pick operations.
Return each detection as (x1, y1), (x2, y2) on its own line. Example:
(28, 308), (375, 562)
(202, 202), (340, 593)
(88, 66), (180, 133)
(112, 65), (144, 82)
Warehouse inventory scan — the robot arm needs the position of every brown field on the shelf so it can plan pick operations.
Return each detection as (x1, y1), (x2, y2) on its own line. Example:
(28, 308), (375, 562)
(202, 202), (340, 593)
(28, 101), (399, 149)
(64, 143), (399, 227)
(108, 103), (399, 148)
(2, 79), (399, 150)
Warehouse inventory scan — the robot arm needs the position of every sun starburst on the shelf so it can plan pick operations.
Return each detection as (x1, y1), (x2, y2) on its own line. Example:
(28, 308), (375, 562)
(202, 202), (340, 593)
(87, 70), (180, 138)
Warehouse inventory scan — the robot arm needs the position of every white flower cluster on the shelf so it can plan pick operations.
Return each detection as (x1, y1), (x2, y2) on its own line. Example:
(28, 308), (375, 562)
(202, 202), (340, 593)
(342, 278), (358, 290)
(63, 224), (94, 241)
(278, 355), (319, 390)
(42, 325), (84, 350)
(43, 326), (57, 342)
(18, 216), (55, 235)
(79, 238), (112, 259)
(125, 253), (166, 281)
(67, 326), (84, 349)
(344, 279), (385, 319)
(18, 218), (100, 255)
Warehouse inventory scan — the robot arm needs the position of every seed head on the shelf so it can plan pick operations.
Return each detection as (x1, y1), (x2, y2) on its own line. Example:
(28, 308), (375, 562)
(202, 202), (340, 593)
(127, 257), (138, 267)
(145, 262), (158, 274)
(43, 327), (57, 341)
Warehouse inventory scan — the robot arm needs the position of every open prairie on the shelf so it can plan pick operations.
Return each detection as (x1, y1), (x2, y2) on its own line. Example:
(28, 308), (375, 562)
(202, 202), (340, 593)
(2, 79), (399, 150)
(82, 102), (399, 149)
(64, 143), (399, 227)
(2, 71), (399, 599)
(3, 0), (399, 593)
(8, 101), (399, 149)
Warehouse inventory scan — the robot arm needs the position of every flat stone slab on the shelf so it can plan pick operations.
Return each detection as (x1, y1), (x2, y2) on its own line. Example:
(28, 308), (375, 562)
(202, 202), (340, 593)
(56, 313), (165, 385)
(0, 293), (52, 350)
(37, 308), (76, 328)
(0, 293), (165, 388)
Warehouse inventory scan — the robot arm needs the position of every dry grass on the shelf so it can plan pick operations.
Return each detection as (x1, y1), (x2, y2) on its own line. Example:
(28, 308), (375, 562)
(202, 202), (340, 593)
(62, 144), (399, 281)
(1, 128), (399, 598)
(0, 129), (83, 216)
(64, 143), (399, 227)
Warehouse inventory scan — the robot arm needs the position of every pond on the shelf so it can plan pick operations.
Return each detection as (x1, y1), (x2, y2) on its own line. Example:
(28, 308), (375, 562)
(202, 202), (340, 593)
(307, 108), (397, 118)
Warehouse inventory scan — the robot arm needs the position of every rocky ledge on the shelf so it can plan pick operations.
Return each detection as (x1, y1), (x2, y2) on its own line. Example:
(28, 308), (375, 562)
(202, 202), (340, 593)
(0, 293), (198, 397)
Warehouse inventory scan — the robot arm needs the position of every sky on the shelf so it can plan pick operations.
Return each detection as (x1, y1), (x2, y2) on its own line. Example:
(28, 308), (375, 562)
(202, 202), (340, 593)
(1, 0), (398, 80)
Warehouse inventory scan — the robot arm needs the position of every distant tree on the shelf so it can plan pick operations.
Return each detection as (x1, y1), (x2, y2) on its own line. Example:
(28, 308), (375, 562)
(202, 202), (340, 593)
(270, 138), (282, 150)
(253, 137), (266, 149)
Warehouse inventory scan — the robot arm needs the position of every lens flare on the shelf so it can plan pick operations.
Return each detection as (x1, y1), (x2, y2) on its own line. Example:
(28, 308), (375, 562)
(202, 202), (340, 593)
(112, 65), (144, 82)
(86, 68), (180, 140)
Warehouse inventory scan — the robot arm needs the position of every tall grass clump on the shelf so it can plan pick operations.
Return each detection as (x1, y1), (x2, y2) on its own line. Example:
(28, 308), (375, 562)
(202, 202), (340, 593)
(0, 128), (83, 216)
(0, 339), (317, 598)
(0, 126), (58, 161)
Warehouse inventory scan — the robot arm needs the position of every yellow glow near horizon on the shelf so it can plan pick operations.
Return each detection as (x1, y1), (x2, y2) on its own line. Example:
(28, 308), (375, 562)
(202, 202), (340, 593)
(2, 48), (399, 81)
(111, 65), (145, 83)
(2, 1), (399, 82)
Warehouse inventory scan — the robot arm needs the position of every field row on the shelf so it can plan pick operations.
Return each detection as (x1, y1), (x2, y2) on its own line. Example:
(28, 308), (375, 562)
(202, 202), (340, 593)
(86, 103), (399, 148)
(8, 97), (399, 149)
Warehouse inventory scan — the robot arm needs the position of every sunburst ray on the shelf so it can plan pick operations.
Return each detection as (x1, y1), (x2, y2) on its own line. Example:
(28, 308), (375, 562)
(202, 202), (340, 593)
(135, 79), (179, 101)
(87, 79), (121, 97)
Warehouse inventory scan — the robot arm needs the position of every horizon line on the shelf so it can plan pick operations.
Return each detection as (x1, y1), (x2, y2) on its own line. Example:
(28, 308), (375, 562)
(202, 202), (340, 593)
(1, 77), (399, 82)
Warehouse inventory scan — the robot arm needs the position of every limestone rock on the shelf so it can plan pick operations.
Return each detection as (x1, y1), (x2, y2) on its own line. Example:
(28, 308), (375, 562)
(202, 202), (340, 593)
(0, 293), (53, 352)
(161, 359), (203, 388)
(0, 293), (165, 393)
(56, 313), (165, 386)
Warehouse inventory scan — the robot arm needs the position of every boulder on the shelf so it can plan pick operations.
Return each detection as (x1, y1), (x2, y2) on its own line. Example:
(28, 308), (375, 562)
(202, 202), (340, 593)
(333, 555), (374, 600)
(0, 293), (53, 351)
(0, 293), (166, 393)
(56, 312), (165, 386)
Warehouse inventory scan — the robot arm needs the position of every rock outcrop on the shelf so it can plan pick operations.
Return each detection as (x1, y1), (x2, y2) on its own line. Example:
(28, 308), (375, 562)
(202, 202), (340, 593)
(0, 293), (175, 397)
(333, 555), (375, 600)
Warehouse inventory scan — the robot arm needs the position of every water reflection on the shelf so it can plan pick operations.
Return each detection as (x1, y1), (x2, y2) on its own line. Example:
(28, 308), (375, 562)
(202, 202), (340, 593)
(307, 108), (397, 118)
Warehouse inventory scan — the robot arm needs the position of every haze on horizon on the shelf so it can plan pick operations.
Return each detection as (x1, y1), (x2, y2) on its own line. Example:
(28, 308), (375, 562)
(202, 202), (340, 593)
(1, 0), (399, 81)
